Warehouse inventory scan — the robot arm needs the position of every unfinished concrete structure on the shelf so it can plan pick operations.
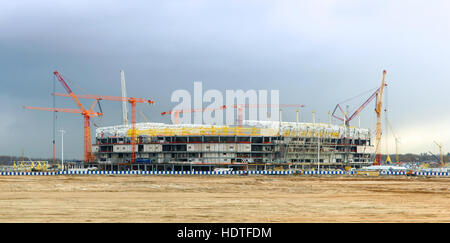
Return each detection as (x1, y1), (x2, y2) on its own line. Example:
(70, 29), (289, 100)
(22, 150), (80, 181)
(92, 120), (374, 170)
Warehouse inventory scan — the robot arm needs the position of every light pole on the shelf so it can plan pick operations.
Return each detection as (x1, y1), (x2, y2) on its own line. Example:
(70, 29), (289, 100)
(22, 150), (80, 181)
(312, 110), (316, 124)
(59, 129), (66, 171)
(279, 108), (282, 136)
(296, 109), (299, 136)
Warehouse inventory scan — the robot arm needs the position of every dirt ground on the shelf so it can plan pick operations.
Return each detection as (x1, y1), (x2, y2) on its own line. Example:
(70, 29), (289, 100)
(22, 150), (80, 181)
(0, 175), (448, 222)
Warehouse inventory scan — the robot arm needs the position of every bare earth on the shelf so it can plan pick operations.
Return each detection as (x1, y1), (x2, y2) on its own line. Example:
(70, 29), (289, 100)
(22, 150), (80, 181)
(0, 175), (448, 222)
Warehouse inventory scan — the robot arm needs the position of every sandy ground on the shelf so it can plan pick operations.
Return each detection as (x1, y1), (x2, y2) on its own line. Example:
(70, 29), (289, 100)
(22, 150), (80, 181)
(0, 175), (448, 222)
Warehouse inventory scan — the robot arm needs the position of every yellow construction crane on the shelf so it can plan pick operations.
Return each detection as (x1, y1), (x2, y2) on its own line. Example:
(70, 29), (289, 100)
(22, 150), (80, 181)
(139, 109), (150, 123)
(331, 70), (387, 165)
(374, 70), (387, 165)
(433, 141), (444, 167)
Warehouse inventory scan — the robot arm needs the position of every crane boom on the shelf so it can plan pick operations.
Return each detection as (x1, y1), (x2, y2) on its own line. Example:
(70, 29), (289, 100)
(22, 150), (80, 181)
(24, 106), (84, 114)
(53, 93), (154, 104)
(139, 109), (149, 123)
(53, 70), (87, 112)
(49, 70), (103, 162)
(428, 151), (441, 164)
(332, 85), (386, 126)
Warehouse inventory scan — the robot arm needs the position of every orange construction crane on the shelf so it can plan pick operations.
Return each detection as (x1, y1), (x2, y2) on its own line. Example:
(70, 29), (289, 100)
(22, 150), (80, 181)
(25, 70), (103, 163)
(24, 104), (102, 163)
(53, 92), (154, 164)
(161, 104), (305, 126)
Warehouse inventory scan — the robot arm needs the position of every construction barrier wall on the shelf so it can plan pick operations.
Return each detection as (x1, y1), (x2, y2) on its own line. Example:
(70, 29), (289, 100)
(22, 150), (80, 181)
(0, 171), (448, 176)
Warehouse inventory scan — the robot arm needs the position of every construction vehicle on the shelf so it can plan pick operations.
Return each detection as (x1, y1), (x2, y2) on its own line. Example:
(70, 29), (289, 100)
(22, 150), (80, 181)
(406, 170), (415, 176)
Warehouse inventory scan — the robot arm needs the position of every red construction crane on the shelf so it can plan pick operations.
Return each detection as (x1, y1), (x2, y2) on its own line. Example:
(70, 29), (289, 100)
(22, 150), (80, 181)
(162, 104), (305, 126)
(53, 92), (155, 164)
(25, 70), (103, 163)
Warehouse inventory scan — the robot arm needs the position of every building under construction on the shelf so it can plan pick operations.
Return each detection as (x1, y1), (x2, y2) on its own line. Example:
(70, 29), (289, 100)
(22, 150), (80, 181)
(23, 69), (387, 171)
(92, 120), (374, 170)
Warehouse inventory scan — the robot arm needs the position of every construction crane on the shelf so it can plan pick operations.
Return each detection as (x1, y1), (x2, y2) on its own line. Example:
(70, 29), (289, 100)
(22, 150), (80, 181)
(24, 106), (102, 162)
(161, 104), (305, 126)
(25, 70), (103, 163)
(433, 141), (444, 167)
(139, 109), (150, 123)
(428, 151), (441, 164)
(53, 92), (154, 164)
(120, 70), (128, 125)
(332, 77), (388, 128)
(373, 70), (387, 165)
(332, 71), (387, 165)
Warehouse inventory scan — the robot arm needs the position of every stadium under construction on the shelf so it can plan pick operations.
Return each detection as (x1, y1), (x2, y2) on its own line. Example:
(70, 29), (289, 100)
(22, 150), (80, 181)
(23, 69), (387, 172)
(92, 120), (374, 171)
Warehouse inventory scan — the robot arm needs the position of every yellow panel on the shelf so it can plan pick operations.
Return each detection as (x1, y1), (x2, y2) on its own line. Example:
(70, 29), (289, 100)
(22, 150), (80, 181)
(129, 126), (342, 138)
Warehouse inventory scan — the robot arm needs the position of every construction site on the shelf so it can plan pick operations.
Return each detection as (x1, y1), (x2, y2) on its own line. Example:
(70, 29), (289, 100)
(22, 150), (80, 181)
(17, 69), (392, 173)
(0, 69), (447, 224)
(5, 0), (450, 227)
(8, 69), (446, 174)
(0, 175), (448, 223)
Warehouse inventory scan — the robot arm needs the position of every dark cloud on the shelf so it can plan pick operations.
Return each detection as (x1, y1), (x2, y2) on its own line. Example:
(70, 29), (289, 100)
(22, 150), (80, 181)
(2, 0), (450, 158)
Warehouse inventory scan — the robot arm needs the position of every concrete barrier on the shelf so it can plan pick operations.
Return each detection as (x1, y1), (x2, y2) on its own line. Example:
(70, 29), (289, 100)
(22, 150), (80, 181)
(302, 170), (347, 175)
(0, 170), (294, 176)
(413, 172), (448, 176)
(0, 170), (448, 177)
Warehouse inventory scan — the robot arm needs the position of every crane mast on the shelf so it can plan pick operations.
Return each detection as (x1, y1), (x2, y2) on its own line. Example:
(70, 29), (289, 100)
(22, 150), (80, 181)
(52, 70), (102, 162)
(374, 70), (387, 165)
(120, 70), (129, 125)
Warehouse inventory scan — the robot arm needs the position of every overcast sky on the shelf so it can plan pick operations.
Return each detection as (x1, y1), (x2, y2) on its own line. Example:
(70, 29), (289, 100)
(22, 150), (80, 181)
(1, 0), (450, 159)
